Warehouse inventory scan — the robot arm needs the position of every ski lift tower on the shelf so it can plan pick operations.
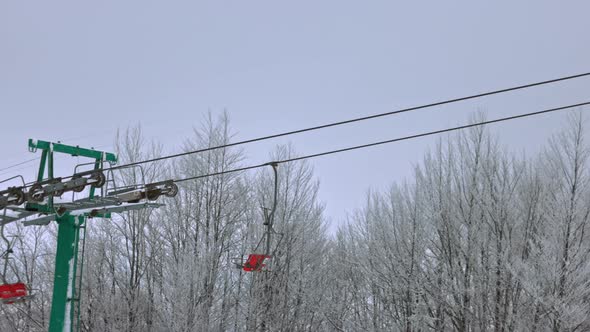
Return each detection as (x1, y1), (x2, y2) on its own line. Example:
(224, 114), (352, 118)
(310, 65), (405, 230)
(0, 139), (174, 332)
(29, 139), (118, 332)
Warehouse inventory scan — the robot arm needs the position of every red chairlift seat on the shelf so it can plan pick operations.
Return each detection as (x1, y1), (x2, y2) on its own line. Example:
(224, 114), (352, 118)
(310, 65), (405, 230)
(0, 282), (29, 304)
(242, 254), (271, 272)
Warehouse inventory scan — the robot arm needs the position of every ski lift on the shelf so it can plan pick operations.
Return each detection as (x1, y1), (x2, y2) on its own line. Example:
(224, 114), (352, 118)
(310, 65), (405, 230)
(235, 163), (283, 273)
(0, 176), (27, 210)
(104, 164), (178, 203)
(242, 254), (271, 272)
(235, 228), (284, 273)
(0, 215), (33, 304)
(70, 160), (113, 198)
(104, 164), (146, 203)
(144, 180), (178, 201)
(27, 169), (106, 202)
(0, 282), (29, 304)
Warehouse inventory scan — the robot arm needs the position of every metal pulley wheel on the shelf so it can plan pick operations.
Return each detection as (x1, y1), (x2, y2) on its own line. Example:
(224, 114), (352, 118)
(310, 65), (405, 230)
(70, 175), (86, 193)
(146, 188), (161, 201)
(89, 171), (106, 188)
(164, 182), (178, 197)
(28, 183), (45, 202)
(8, 188), (26, 206)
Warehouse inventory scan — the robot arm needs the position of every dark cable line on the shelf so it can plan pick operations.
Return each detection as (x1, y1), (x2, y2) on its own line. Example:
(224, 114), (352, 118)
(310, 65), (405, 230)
(8, 71), (590, 188)
(62, 71), (590, 177)
(0, 164), (38, 179)
(0, 158), (40, 173)
(2, 101), (588, 207)
(174, 101), (590, 183)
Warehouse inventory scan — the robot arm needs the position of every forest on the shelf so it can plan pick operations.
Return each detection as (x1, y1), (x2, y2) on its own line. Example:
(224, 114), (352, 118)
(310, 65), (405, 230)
(1, 111), (589, 332)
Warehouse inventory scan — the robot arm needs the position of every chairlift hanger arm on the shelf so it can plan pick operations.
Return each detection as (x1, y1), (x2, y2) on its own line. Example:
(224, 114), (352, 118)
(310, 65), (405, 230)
(264, 163), (279, 256)
(238, 163), (280, 273)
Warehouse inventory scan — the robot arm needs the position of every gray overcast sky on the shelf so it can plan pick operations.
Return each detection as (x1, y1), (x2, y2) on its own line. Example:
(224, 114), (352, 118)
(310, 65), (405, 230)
(1, 1), (589, 230)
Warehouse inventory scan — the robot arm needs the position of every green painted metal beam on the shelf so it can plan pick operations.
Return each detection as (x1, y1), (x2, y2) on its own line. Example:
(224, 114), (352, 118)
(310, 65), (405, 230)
(28, 139), (117, 164)
(23, 202), (52, 214)
(26, 139), (118, 332)
(37, 150), (48, 182)
(48, 214), (84, 332)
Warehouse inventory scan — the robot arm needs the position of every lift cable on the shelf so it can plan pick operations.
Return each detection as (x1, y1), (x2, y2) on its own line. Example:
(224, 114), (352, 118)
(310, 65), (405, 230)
(102, 72), (590, 170)
(29, 71), (590, 185)
(7, 72), (590, 191)
(173, 101), (590, 184)
(0, 158), (40, 173)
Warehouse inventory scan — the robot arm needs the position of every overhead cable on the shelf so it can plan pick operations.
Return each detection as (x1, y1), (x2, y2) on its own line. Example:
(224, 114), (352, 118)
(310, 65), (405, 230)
(173, 101), (590, 183)
(0, 158), (40, 173)
(10, 71), (590, 188)
(89, 72), (590, 172)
